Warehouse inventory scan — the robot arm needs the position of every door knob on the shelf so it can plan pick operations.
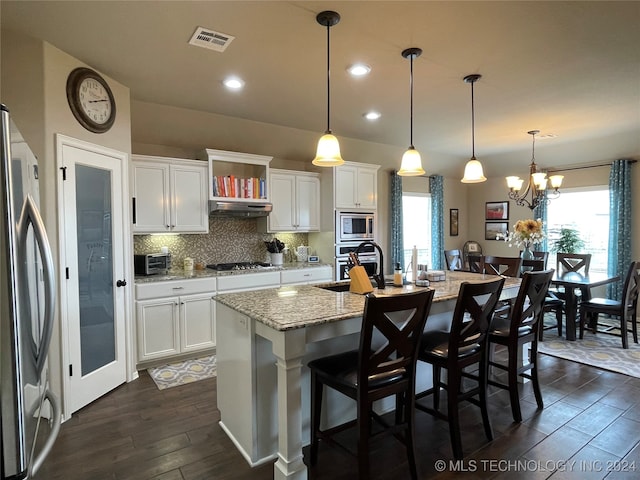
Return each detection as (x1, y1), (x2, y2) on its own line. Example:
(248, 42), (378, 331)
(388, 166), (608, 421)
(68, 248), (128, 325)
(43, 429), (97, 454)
(116, 279), (127, 287)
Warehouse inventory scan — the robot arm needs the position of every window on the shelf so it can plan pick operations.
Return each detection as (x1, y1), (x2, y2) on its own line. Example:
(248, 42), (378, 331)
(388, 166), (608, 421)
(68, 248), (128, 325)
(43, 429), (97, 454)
(402, 193), (431, 270)
(546, 187), (609, 273)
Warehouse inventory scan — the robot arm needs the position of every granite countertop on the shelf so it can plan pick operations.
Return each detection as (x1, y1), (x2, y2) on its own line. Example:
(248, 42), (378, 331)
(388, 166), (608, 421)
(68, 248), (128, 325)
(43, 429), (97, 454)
(215, 271), (521, 331)
(134, 262), (331, 283)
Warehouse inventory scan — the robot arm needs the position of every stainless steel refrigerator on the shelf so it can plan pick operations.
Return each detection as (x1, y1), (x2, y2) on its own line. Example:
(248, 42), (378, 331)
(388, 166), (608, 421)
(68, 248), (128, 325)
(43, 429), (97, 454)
(1, 104), (61, 478)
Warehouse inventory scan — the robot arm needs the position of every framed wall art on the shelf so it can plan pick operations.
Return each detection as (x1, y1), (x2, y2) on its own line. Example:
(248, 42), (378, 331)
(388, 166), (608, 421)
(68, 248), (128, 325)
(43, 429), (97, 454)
(485, 222), (508, 240)
(450, 208), (459, 236)
(485, 201), (509, 220)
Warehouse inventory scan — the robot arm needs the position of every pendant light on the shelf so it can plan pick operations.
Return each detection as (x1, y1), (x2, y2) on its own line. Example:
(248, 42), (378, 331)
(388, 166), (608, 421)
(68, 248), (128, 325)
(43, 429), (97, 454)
(461, 74), (487, 183)
(312, 11), (344, 167)
(398, 47), (425, 176)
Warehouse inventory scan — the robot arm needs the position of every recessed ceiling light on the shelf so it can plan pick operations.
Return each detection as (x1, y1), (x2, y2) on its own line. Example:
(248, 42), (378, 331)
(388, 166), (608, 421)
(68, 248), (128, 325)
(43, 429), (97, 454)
(363, 111), (381, 121)
(223, 76), (244, 90)
(348, 64), (371, 76)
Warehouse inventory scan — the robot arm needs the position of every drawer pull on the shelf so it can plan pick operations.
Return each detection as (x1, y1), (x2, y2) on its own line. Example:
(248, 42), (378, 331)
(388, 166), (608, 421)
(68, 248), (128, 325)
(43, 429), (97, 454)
(172, 286), (184, 290)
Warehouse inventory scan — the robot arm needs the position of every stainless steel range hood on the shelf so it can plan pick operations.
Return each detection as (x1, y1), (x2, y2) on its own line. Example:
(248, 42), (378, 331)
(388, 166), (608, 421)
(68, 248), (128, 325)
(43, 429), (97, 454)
(208, 200), (272, 217)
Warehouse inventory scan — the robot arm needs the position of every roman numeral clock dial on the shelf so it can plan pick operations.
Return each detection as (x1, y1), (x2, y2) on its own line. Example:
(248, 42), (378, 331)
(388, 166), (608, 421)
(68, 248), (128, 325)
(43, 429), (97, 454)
(66, 67), (116, 133)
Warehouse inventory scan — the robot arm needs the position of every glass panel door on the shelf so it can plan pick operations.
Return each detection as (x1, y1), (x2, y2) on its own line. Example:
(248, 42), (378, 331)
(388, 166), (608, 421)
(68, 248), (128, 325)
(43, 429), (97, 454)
(75, 164), (115, 375)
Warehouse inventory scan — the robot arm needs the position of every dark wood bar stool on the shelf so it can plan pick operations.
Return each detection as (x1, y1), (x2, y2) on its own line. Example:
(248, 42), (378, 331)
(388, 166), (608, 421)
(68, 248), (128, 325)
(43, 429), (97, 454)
(415, 278), (505, 459)
(579, 261), (640, 349)
(308, 289), (435, 479)
(483, 255), (522, 277)
(488, 269), (554, 422)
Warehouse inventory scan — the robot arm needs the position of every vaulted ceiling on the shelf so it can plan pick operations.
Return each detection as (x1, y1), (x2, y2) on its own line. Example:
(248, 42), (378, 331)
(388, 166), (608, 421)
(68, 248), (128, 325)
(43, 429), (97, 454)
(2, 1), (639, 177)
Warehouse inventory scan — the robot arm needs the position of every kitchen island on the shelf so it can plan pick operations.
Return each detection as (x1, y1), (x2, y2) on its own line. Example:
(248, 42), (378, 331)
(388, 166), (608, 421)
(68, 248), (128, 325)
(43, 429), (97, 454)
(215, 271), (521, 480)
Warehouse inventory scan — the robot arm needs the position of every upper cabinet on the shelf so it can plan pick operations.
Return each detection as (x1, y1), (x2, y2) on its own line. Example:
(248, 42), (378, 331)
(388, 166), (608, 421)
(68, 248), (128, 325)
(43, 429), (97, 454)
(334, 162), (379, 210)
(266, 169), (320, 232)
(199, 148), (272, 203)
(131, 155), (209, 234)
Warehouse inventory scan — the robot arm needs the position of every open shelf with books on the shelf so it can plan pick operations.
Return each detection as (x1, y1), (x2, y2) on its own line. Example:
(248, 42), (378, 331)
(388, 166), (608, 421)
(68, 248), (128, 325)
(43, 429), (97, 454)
(200, 149), (272, 203)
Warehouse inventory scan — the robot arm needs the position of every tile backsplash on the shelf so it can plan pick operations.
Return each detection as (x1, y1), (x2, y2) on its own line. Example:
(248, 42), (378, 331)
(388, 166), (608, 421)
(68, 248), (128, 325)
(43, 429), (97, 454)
(133, 217), (309, 266)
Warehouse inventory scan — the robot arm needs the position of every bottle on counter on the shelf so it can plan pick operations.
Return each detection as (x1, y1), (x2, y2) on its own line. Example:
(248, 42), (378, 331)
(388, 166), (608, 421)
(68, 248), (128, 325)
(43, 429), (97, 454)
(183, 257), (194, 271)
(393, 263), (403, 286)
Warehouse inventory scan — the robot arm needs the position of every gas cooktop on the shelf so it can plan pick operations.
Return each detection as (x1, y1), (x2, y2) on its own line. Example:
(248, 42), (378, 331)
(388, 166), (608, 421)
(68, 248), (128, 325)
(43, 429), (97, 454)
(206, 262), (272, 271)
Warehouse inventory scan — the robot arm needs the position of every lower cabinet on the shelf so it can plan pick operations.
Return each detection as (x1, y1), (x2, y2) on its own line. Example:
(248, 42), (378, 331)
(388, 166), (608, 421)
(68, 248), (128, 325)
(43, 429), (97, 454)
(135, 278), (216, 362)
(280, 266), (332, 285)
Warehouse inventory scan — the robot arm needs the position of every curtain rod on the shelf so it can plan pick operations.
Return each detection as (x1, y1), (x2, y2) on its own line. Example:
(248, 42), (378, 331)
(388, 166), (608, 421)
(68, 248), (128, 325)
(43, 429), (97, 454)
(547, 159), (637, 173)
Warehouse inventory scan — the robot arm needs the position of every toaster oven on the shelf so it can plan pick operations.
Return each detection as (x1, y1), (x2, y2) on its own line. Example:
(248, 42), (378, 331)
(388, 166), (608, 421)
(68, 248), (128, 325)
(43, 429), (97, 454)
(134, 253), (171, 275)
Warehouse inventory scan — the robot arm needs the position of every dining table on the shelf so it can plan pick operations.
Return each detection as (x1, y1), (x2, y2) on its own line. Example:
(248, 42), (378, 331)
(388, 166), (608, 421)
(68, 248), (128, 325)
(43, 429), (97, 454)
(551, 271), (620, 341)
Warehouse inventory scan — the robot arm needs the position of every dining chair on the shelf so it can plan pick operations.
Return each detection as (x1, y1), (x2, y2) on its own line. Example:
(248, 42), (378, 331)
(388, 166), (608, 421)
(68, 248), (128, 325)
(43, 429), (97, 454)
(444, 249), (463, 271)
(488, 269), (554, 421)
(483, 255), (522, 277)
(557, 252), (591, 276)
(551, 252), (593, 333)
(467, 254), (484, 273)
(518, 255), (563, 340)
(415, 277), (505, 459)
(579, 261), (640, 349)
(521, 250), (549, 268)
(308, 289), (435, 479)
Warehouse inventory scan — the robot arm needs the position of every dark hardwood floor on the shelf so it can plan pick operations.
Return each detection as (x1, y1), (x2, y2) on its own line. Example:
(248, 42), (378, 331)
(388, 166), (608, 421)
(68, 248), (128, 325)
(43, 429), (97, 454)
(39, 351), (640, 480)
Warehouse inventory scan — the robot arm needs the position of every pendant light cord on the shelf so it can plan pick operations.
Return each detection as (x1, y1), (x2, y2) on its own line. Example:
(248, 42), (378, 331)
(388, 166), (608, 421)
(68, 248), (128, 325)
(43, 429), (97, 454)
(470, 80), (475, 159)
(325, 23), (331, 134)
(409, 54), (414, 148)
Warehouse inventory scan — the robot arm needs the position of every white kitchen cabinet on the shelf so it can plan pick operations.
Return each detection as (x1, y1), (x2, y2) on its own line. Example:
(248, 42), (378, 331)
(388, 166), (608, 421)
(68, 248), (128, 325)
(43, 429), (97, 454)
(131, 155), (208, 234)
(267, 169), (320, 232)
(216, 271), (281, 293)
(135, 277), (216, 362)
(280, 266), (332, 285)
(334, 162), (379, 210)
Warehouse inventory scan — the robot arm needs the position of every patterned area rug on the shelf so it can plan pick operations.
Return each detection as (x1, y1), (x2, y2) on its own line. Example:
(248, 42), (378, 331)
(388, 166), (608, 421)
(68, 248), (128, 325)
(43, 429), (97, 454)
(147, 355), (217, 390)
(538, 331), (640, 378)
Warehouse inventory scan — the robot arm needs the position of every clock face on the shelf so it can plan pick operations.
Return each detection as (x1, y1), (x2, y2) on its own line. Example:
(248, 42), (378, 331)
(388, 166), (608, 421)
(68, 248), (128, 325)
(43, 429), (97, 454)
(66, 67), (116, 133)
(78, 77), (112, 125)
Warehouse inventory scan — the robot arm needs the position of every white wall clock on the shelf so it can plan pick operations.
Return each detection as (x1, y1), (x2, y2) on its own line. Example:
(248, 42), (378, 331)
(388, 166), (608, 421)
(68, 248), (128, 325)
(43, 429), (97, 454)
(66, 67), (116, 133)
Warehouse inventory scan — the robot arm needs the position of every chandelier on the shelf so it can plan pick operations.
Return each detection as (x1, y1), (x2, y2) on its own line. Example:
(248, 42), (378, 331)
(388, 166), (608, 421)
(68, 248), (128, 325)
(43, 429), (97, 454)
(506, 130), (564, 210)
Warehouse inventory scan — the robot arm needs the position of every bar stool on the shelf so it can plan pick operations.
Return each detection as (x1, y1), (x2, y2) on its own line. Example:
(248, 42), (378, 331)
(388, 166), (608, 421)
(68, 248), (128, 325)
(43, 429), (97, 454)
(415, 277), (505, 459)
(308, 289), (435, 479)
(488, 269), (554, 421)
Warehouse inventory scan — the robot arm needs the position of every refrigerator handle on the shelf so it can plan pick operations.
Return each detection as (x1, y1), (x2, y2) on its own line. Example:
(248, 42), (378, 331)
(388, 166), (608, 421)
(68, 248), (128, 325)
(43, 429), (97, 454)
(18, 194), (56, 377)
(29, 389), (62, 476)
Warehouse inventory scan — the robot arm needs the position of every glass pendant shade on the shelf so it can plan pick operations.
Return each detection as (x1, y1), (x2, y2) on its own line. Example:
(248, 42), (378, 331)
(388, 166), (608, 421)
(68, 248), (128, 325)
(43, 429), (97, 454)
(461, 158), (487, 183)
(312, 133), (344, 166)
(398, 147), (425, 176)
(549, 174), (564, 189)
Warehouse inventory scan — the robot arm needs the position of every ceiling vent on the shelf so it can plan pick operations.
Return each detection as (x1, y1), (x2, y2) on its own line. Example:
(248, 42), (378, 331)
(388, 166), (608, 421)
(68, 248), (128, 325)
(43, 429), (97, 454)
(189, 26), (235, 52)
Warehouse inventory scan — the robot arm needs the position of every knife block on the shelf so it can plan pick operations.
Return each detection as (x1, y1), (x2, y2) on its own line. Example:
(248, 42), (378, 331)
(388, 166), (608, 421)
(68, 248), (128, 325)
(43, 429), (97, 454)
(348, 266), (374, 294)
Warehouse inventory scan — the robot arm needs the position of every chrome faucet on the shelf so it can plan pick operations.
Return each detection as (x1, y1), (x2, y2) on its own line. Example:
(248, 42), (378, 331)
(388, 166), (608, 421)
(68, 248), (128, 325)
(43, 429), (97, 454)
(355, 241), (385, 289)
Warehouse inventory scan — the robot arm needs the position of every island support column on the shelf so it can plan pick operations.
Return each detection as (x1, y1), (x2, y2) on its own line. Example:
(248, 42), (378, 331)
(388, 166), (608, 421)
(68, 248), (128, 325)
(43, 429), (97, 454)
(258, 323), (308, 480)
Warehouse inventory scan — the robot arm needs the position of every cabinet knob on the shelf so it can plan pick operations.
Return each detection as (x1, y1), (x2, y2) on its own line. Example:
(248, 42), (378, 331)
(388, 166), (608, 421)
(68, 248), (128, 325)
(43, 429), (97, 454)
(166, 225), (170, 229)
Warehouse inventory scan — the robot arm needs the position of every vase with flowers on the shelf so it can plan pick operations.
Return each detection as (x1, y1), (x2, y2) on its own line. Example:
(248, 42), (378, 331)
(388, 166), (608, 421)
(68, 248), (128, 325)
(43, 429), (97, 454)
(497, 218), (546, 264)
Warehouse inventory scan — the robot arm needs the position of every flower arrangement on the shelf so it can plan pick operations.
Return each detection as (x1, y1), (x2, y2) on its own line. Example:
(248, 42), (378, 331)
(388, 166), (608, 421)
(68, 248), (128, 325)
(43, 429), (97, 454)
(498, 218), (545, 249)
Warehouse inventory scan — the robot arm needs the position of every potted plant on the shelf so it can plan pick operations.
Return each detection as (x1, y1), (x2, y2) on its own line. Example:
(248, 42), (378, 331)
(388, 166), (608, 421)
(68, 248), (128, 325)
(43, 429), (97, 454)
(552, 227), (585, 253)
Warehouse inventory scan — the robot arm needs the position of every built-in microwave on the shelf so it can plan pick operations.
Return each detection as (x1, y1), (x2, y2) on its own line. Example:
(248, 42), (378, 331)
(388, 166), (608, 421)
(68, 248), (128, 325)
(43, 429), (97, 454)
(336, 211), (375, 243)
